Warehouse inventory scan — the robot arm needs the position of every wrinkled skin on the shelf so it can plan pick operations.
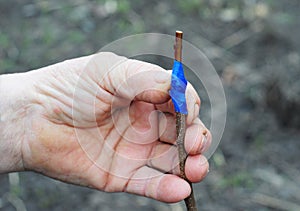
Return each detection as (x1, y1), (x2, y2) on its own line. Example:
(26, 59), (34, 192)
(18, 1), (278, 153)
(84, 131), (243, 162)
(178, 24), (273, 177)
(19, 52), (211, 203)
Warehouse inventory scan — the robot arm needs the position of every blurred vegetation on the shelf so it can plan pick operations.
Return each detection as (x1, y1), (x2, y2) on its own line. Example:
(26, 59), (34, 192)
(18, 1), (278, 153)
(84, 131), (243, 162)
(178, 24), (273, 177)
(0, 0), (297, 73)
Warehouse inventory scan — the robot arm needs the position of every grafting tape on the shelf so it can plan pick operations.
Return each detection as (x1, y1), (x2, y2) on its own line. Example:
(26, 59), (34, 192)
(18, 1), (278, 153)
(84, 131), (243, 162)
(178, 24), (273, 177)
(169, 60), (188, 114)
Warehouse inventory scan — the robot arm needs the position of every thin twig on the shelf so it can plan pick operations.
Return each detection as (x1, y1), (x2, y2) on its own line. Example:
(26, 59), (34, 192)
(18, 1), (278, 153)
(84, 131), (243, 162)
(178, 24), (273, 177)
(174, 31), (198, 211)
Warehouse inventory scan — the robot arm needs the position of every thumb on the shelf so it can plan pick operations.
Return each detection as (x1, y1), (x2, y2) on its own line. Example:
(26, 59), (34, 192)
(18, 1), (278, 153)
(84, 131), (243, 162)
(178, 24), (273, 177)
(105, 56), (171, 104)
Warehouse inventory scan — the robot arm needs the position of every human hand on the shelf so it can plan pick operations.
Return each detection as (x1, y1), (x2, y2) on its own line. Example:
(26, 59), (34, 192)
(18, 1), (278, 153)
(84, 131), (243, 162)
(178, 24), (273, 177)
(0, 52), (211, 203)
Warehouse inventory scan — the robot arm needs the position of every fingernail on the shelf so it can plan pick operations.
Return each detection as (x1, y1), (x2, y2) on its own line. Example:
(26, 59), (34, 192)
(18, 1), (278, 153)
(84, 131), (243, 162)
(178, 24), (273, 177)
(198, 154), (208, 166)
(200, 134), (208, 153)
(194, 104), (199, 118)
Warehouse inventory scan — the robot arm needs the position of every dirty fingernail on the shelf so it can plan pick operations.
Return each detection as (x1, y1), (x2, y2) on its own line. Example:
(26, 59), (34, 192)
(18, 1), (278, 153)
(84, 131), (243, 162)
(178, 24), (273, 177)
(200, 134), (208, 153)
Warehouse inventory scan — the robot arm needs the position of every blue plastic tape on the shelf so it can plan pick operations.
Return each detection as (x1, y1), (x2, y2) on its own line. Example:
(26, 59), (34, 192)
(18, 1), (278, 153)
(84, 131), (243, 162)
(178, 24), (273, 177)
(169, 60), (188, 114)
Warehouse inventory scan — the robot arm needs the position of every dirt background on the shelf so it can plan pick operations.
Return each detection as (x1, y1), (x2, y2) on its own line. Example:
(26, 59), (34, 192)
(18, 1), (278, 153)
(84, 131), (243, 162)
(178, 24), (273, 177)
(0, 0), (300, 210)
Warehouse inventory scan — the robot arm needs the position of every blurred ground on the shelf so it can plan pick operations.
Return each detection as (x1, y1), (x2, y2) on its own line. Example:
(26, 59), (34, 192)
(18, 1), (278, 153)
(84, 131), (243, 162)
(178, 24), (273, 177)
(1, 0), (300, 210)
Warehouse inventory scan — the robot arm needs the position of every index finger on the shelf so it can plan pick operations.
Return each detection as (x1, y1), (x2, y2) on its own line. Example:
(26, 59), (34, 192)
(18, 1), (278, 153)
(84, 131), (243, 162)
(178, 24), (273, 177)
(155, 80), (201, 125)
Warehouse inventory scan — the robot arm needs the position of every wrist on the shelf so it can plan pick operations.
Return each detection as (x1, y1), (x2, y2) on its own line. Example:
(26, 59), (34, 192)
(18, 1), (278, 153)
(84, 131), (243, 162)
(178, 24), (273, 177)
(0, 72), (37, 173)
